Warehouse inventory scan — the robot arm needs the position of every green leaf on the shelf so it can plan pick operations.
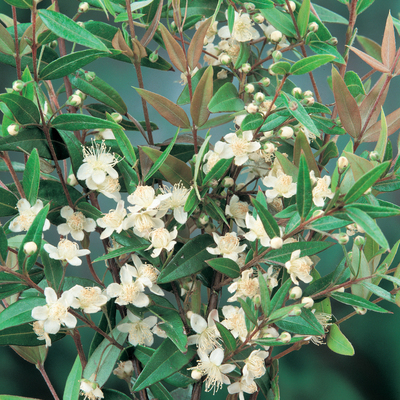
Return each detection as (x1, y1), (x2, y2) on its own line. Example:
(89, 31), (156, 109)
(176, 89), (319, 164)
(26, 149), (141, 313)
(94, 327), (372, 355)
(117, 158), (139, 194)
(269, 279), (292, 316)
(260, 7), (296, 37)
(0, 93), (40, 125)
(312, 4), (348, 24)
(39, 50), (110, 80)
(296, 154), (312, 218)
(343, 161), (389, 204)
(275, 308), (325, 335)
(51, 114), (120, 131)
(0, 23), (15, 55)
(308, 216), (349, 231)
(258, 273), (271, 316)
(361, 281), (394, 303)
(215, 321), (236, 352)
(255, 335), (306, 347)
(0, 187), (18, 217)
(202, 157), (232, 186)
(234, 42), (251, 69)
(158, 235), (215, 283)
(22, 148), (40, 204)
(102, 389), (133, 400)
(309, 41), (345, 64)
(133, 339), (196, 391)
(63, 356), (82, 400)
(198, 113), (236, 130)
(208, 83), (244, 113)
(0, 297), (46, 330)
(93, 244), (147, 263)
(0, 226), (7, 262)
(297, 0), (310, 37)
(238, 298), (258, 326)
(331, 291), (389, 313)
(356, 0), (375, 14)
(38, 10), (109, 51)
(270, 61), (291, 75)
(251, 198), (280, 238)
(344, 71), (365, 97)
(41, 247), (64, 293)
(2, 0), (32, 9)
(326, 324), (355, 356)
(241, 113), (264, 131)
(290, 55), (335, 75)
(70, 71), (127, 115)
(112, 126), (137, 167)
(268, 304), (305, 324)
(206, 258), (240, 278)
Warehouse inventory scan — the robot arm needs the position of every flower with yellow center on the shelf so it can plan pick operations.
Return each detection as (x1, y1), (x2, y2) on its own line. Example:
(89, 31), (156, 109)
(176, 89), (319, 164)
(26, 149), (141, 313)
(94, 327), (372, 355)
(57, 206), (96, 241)
(31, 287), (77, 334)
(97, 200), (126, 239)
(228, 377), (257, 400)
(86, 174), (121, 202)
(225, 195), (249, 228)
(10, 199), (50, 233)
(310, 172), (334, 207)
(113, 361), (134, 380)
(44, 239), (90, 266)
(244, 212), (271, 247)
(227, 269), (260, 303)
(224, 131), (261, 166)
(80, 377), (104, 400)
(263, 171), (297, 202)
(221, 305), (247, 342)
(124, 209), (164, 239)
(69, 285), (108, 313)
(147, 227), (178, 258)
(129, 254), (164, 296)
(203, 141), (233, 174)
(207, 232), (247, 262)
(285, 250), (313, 285)
(127, 185), (170, 213)
(242, 349), (269, 383)
(158, 182), (191, 224)
(218, 11), (260, 42)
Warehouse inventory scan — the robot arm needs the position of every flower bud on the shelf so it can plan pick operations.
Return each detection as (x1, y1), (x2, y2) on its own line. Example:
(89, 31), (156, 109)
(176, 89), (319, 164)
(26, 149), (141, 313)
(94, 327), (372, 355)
(292, 87), (302, 97)
(77, 21), (85, 28)
(244, 2), (255, 11)
(289, 306), (302, 316)
(354, 235), (365, 247)
(50, 40), (58, 49)
(284, 1), (296, 12)
(7, 124), (20, 136)
(85, 71), (96, 82)
(279, 126), (294, 139)
(236, 183), (245, 191)
(207, 179), (219, 188)
(260, 77), (270, 87)
(245, 83), (255, 93)
(67, 174), (78, 186)
(288, 101), (298, 111)
(270, 237), (283, 249)
(186, 311), (193, 319)
(279, 332), (292, 343)
(12, 80), (25, 92)
(263, 130), (273, 138)
(111, 112), (123, 123)
(246, 103), (259, 114)
(149, 51), (159, 63)
(289, 286), (302, 300)
(241, 63), (251, 73)
(327, 37), (338, 46)
(78, 2), (89, 13)
(219, 54), (231, 65)
(301, 296), (314, 308)
(338, 156), (348, 173)
(253, 13), (265, 24)
(272, 50), (282, 62)
(254, 92), (265, 103)
(198, 213), (209, 225)
(336, 233), (349, 245)
(270, 30), (283, 43)
(354, 306), (367, 315)
(24, 241), (38, 255)
(217, 70), (228, 79)
(303, 90), (313, 97)
(222, 177), (234, 188)
(369, 151), (380, 161)
(303, 96), (315, 106)
(191, 369), (203, 380)
(308, 22), (319, 32)
(67, 94), (82, 106)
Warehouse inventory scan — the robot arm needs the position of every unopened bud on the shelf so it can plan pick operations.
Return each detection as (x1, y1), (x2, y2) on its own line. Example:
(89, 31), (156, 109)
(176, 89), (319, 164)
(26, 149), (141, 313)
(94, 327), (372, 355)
(67, 94), (82, 106)
(24, 241), (38, 255)
(245, 83), (255, 93)
(301, 296), (314, 308)
(272, 50), (282, 61)
(74, 90), (87, 101)
(244, 2), (255, 11)
(246, 103), (259, 114)
(78, 2), (89, 13)
(327, 37), (338, 46)
(207, 179), (219, 188)
(289, 286), (302, 300)
(288, 101), (298, 111)
(338, 156), (348, 172)
(270, 237), (283, 249)
(369, 151), (380, 161)
(303, 90), (313, 97)
(292, 87), (302, 97)
(149, 51), (159, 63)
(279, 126), (294, 139)
(186, 311), (194, 319)
(219, 54), (231, 65)
(304, 96), (315, 106)
(12, 80), (25, 92)
(50, 40), (58, 49)
(170, 21), (176, 32)
(308, 22), (319, 32)
(67, 174), (78, 186)
(198, 213), (209, 225)
(190, 154), (197, 165)
(336, 233), (349, 245)
(7, 124), (20, 136)
(236, 183), (245, 191)
(279, 332), (292, 343)
(354, 306), (367, 315)
(222, 177), (234, 188)
(253, 13), (264, 24)
(76, 21), (85, 28)
(270, 30), (283, 43)
(191, 369), (203, 380)
(260, 77), (270, 87)
(241, 63), (251, 73)
(284, 1), (296, 12)
(111, 112), (123, 123)
(85, 71), (96, 82)
(354, 235), (365, 247)
(254, 92), (265, 103)
(289, 306), (302, 316)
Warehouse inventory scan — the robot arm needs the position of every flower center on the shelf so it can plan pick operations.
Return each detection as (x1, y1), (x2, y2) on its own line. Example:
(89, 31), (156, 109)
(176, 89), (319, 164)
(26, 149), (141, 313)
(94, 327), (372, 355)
(231, 201), (249, 218)
(219, 234), (239, 253)
(131, 322), (153, 345)
(230, 137), (249, 157)
(276, 174), (293, 192)
(17, 210), (36, 230)
(121, 282), (139, 303)
(246, 355), (265, 378)
(140, 265), (158, 283)
(103, 210), (124, 228)
(238, 277), (259, 298)
(67, 212), (85, 231)
(48, 302), (68, 321)
(151, 228), (169, 248)
(58, 239), (78, 259)
(79, 288), (98, 308)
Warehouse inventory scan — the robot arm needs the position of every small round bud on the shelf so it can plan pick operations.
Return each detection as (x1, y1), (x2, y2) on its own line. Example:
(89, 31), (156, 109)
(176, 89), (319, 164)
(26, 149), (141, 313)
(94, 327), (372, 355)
(149, 51), (159, 63)
(270, 237), (283, 249)
(111, 112), (123, 123)
(288, 101), (298, 111)
(369, 151), (380, 161)
(336, 233), (349, 245)
(292, 87), (302, 97)
(264, 142), (276, 153)
(260, 77), (270, 87)
(279, 126), (294, 139)
(207, 179), (219, 188)
(241, 63), (251, 73)
(78, 2), (89, 13)
(198, 213), (209, 225)
(272, 50), (282, 61)
(289, 306), (302, 316)
(219, 54), (231, 65)
(304, 96), (315, 106)
(308, 22), (319, 32)
(244, 2), (255, 11)
(301, 296), (314, 308)
(327, 37), (338, 46)
(67, 174), (78, 186)
(170, 21), (176, 31)
(354, 306), (367, 315)
(312, 209), (324, 218)
(263, 130), (273, 138)
(354, 235), (365, 247)
(284, 1), (296, 12)
(333, 286), (345, 293)
(12, 80), (25, 92)
(67, 94), (82, 106)
(84, 71), (96, 82)
(76, 21), (85, 28)
(190, 154), (197, 165)
(222, 177), (234, 188)
(303, 90), (313, 97)
(279, 332), (292, 343)
(338, 156), (348, 172)
(254, 92), (265, 103)
(24, 241), (38, 255)
(7, 124), (20, 136)
(217, 70), (228, 79)
(246, 103), (259, 114)
(245, 83), (255, 93)
(270, 30), (283, 43)
(191, 369), (203, 380)
(49, 40), (58, 49)
(253, 13), (265, 24)
(289, 286), (302, 300)
(186, 311), (194, 319)
(74, 90), (87, 101)
(204, 222), (216, 234)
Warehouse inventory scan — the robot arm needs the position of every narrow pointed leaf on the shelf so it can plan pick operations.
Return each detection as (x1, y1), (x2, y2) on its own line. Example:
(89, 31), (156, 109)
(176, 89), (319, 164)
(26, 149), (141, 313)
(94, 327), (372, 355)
(331, 291), (389, 313)
(251, 199), (281, 239)
(297, 0), (310, 37)
(238, 298), (258, 326)
(208, 83), (244, 113)
(0, 23), (15, 55)
(215, 321), (237, 352)
(191, 65), (213, 127)
(258, 273), (271, 316)
(331, 67), (361, 139)
(159, 23), (186, 73)
(22, 148), (40, 204)
(0, 93), (40, 125)
(290, 55), (335, 75)
(0, 188), (18, 217)
(381, 13), (396, 69)
(41, 247), (64, 292)
(361, 281), (394, 302)
(349, 46), (390, 72)
(187, 18), (212, 70)
(373, 109), (387, 161)
(202, 157), (233, 186)
(112, 126), (137, 166)
(363, 107), (400, 142)
(297, 153), (312, 218)
(206, 258), (240, 278)
(275, 308), (324, 335)
(357, 35), (382, 62)
(63, 356), (82, 400)
(270, 278), (292, 316)
(135, 88), (190, 128)
(326, 324), (355, 355)
(51, 114), (120, 131)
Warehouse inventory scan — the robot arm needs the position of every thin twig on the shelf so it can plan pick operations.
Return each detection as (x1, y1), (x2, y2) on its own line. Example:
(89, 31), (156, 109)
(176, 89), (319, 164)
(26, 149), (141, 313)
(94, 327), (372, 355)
(37, 363), (60, 400)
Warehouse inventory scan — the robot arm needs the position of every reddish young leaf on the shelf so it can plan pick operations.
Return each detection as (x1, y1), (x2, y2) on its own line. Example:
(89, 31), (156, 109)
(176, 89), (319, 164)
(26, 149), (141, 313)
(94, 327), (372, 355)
(187, 18), (212, 71)
(190, 65), (213, 127)
(357, 36), (382, 62)
(159, 23), (187, 73)
(135, 88), (190, 128)
(332, 67), (362, 139)
(293, 129), (320, 176)
(363, 107), (400, 142)
(381, 12), (396, 69)
(140, 0), (164, 47)
(348, 46), (390, 73)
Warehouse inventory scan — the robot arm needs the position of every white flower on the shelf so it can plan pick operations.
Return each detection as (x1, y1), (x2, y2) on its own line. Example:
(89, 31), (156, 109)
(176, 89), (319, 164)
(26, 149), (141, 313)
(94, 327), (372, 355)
(32, 321), (52, 347)
(224, 131), (261, 166)
(9, 199), (50, 232)
(225, 195), (249, 228)
(190, 348), (235, 393)
(228, 378), (257, 400)
(243, 349), (269, 383)
(57, 206), (96, 241)
(188, 309), (221, 354)
(127, 185), (170, 212)
(207, 232), (247, 262)
(244, 213), (271, 247)
(106, 265), (149, 307)
(117, 310), (158, 346)
(263, 171), (297, 202)
(77, 140), (119, 186)
(147, 227), (178, 258)
(97, 200), (126, 239)
(69, 285), (108, 313)
(43, 239), (90, 266)
(285, 250), (313, 285)
(203, 43), (221, 66)
(113, 361), (134, 380)
(86, 175), (121, 202)
(31, 287), (77, 334)
(95, 128), (115, 140)
(203, 141), (233, 174)
(195, 19), (218, 45)
(123, 209), (164, 239)
(130, 254), (164, 296)
(310, 172), (334, 207)
(221, 305), (247, 342)
(218, 12), (260, 42)
(158, 182), (190, 224)
(80, 377), (104, 400)
(227, 269), (260, 303)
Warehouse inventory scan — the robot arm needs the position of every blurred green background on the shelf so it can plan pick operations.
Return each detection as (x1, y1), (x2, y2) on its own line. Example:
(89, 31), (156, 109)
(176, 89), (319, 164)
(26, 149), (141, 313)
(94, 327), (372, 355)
(1, 0), (400, 399)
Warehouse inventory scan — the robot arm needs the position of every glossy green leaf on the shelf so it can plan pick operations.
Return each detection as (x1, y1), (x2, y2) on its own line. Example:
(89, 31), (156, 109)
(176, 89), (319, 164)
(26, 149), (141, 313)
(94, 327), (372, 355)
(361, 281), (394, 302)
(275, 308), (325, 335)
(133, 339), (196, 391)
(0, 297), (46, 330)
(260, 7), (296, 37)
(215, 321), (236, 352)
(191, 65), (213, 127)
(202, 157), (232, 186)
(63, 356), (82, 400)
(344, 71), (365, 97)
(158, 235), (215, 283)
(0, 187), (18, 217)
(251, 198), (280, 238)
(2, 0), (32, 8)
(326, 324), (355, 356)
(117, 158), (139, 194)
(0, 226), (7, 262)
(0, 93), (40, 125)
(255, 335), (305, 347)
(308, 41), (345, 64)
(268, 304), (306, 324)
(93, 244), (147, 263)
(206, 258), (240, 278)
(112, 126), (136, 167)
(22, 148), (40, 205)
(208, 83), (244, 113)
(308, 216), (349, 231)
(70, 71), (127, 115)
(240, 113), (264, 131)
(238, 298), (258, 326)
(38, 10), (109, 51)
(41, 247), (64, 293)
(291, 55), (335, 75)
(51, 114), (120, 131)
(39, 50), (110, 80)
(356, 0), (375, 14)
(297, 0), (310, 37)
(258, 273), (271, 316)
(269, 278), (292, 316)
(296, 154), (312, 218)
(312, 4), (348, 24)
(293, 129), (320, 175)
(234, 42), (251, 69)
(270, 61), (291, 75)
(331, 291), (389, 313)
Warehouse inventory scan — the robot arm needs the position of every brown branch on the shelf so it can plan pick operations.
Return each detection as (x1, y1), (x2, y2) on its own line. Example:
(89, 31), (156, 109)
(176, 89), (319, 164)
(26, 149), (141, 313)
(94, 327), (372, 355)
(171, 282), (191, 333)
(37, 363), (60, 400)
(0, 152), (25, 198)
(71, 328), (87, 369)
